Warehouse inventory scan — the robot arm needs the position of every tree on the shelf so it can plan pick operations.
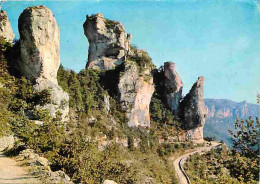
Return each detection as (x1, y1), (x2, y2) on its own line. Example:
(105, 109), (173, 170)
(228, 117), (259, 159)
(227, 115), (259, 182)
(67, 71), (83, 111)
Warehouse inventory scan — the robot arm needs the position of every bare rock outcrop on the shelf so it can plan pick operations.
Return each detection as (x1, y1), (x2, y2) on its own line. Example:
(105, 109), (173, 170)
(0, 10), (15, 43)
(17, 149), (72, 184)
(18, 6), (69, 121)
(164, 62), (183, 115)
(83, 13), (131, 70)
(18, 6), (60, 83)
(0, 135), (14, 151)
(179, 76), (207, 142)
(84, 14), (154, 128)
(205, 99), (256, 119)
(119, 59), (154, 128)
(103, 180), (117, 184)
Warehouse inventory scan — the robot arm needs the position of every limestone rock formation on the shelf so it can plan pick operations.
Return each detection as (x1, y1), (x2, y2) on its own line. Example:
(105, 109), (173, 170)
(83, 13), (131, 70)
(0, 135), (14, 151)
(18, 6), (69, 121)
(18, 149), (72, 184)
(84, 13), (154, 128)
(103, 180), (117, 184)
(119, 60), (154, 128)
(0, 10), (15, 43)
(18, 6), (60, 83)
(205, 99), (256, 119)
(104, 94), (110, 113)
(179, 76), (207, 142)
(164, 62), (183, 115)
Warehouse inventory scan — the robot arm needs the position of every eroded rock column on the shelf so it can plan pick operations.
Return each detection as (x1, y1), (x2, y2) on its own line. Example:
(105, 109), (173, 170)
(164, 62), (183, 115)
(18, 6), (60, 83)
(83, 13), (131, 70)
(18, 6), (69, 121)
(179, 76), (207, 142)
(83, 13), (154, 128)
(0, 10), (15, 43)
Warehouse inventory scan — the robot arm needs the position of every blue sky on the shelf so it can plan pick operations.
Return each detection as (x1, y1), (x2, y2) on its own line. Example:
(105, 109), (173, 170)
(3, 0), (260, 104)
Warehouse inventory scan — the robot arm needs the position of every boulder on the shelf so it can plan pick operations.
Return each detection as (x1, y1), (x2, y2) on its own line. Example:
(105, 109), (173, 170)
(103, 180), (117, 184)
(179, 76), (207, 142)
(44, 170), (72, 184)
(0, 135), (14, 151)
(0, 10), (15, 43)
(164, 62), (183, 115)
(18, 6), (69, 121)
(17, 149), (72, 184)
(18, 149), (51, 171)
(83, 13), (131, 70)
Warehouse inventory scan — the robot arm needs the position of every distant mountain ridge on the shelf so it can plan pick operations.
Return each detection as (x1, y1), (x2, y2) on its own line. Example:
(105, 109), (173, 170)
(204, 98), (259, 145)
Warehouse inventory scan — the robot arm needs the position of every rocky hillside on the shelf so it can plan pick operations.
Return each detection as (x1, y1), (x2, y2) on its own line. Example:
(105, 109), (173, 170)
(204, 99), (259, 145)
(0, 5), (213, 183)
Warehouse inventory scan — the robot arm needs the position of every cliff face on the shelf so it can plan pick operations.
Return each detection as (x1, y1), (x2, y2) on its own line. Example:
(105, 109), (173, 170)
(205, 99), (257, 118)
(178, 77), (207, 142)
(85, 13), (154, 128)
(204, 99), (260, 145)
(0, 10), (15, 43)
(83, 13), (131, 70)
(164, 62), (183, 115)
(119, 60), (154, 128)
(18, 6), (69, 121)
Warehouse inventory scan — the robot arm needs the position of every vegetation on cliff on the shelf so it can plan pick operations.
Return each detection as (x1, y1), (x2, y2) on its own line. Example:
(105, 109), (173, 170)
(0, 37), (184, 183)
(1, 7), (258, 183)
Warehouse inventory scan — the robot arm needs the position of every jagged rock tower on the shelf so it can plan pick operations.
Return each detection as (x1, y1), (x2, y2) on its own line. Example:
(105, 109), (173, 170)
(179, 76), (207, 142)
(164, 62), (183, 115)
(83, 13), (132, 70)
(163, 62), (206, 142)
(84, 13), (154, 128)
(18, 6), (69, 121)
(0, 10), (15, 43)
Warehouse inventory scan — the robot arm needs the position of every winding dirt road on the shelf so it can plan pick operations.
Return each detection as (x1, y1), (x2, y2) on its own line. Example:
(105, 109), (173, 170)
(173, 142), (220, 184)
(0, 152), (40, 184)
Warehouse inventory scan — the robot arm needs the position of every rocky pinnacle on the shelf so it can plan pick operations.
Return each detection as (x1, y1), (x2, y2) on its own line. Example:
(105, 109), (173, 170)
(83, 13), (131, 70)
(179, 76), (207, 141)
(18, 6), (69, 121)
(164, 62), (183, 115)
(18, 5), (60, 83)
(0, 10), (15, 43)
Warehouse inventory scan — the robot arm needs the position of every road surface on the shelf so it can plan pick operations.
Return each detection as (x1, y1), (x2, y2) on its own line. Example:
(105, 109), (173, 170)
(173, 142), (220, 184)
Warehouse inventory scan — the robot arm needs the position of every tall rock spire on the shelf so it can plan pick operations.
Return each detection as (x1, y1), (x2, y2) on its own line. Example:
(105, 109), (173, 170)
(18, 5), (60, 84)
(18, 6), (69, 121)
(179, 76), (207, 142)
(164, 62), (183, 115)
(0, 10), (15, 43)
(83, 13), (131, 70)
